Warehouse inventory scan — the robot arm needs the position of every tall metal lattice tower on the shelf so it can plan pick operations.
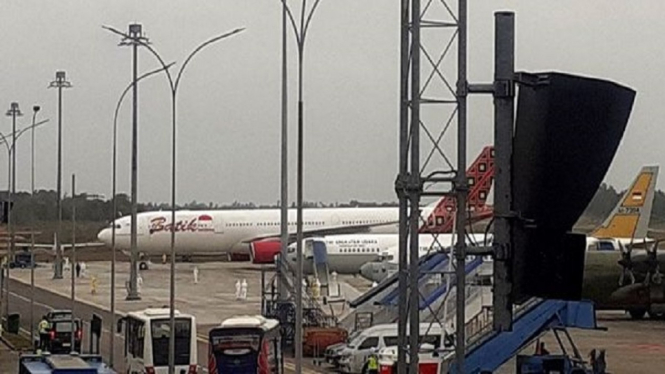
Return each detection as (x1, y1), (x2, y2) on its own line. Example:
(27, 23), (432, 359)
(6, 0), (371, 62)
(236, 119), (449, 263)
(396, 0), (469, 373)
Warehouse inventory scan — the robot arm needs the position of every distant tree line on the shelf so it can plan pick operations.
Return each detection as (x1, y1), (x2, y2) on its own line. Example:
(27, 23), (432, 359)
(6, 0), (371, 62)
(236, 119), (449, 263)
(1, 185), (664, 227)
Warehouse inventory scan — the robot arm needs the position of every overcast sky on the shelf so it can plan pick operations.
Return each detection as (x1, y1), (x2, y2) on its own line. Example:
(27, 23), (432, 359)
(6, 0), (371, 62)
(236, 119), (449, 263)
(0, 1), (663, 206)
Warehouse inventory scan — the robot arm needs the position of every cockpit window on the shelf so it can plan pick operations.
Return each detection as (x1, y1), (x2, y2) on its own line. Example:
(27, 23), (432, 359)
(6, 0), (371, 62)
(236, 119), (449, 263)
(287, 246), (296, 253)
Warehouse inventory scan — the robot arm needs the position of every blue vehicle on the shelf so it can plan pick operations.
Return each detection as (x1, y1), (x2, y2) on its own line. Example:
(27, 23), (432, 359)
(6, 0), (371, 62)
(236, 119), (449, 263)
(516, 354), (592, 374)
(18, 353), (116, 374)
(8, 252), (35, 269)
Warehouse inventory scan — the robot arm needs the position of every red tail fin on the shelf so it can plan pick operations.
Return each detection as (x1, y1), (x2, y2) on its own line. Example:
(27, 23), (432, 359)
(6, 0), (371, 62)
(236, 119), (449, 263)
(419, 146), (494, 234)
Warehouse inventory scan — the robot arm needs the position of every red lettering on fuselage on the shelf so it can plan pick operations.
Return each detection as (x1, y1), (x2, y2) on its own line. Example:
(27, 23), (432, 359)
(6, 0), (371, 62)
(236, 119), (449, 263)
(149, 216), (208, 235)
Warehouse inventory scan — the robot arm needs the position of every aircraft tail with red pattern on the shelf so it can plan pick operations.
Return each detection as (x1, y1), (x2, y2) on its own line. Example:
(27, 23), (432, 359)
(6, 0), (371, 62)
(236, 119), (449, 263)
(419, 146), (494, 234)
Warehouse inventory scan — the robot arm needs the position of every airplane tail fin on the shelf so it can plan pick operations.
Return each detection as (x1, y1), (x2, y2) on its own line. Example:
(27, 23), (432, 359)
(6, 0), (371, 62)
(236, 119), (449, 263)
(420, 146), (494, 233)
(591, 165), (659, 239)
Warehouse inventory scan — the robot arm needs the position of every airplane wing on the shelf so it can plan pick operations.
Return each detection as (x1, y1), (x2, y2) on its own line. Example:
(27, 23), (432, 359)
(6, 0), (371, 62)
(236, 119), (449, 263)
(13, 242), (106, 250)
(240, 221), (398, 244)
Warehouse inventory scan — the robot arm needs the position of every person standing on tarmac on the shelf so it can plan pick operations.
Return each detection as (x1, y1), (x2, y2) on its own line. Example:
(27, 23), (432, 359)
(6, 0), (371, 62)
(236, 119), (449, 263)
(366, 352), (379, 374)
(38, 316), (50, 351)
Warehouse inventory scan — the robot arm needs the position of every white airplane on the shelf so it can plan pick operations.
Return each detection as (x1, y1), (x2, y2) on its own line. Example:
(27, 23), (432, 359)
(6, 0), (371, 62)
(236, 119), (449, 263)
(285, 232), (492, 275)
(359, 165), (661, 283)
(284, 146), (496, 276)
(97, 206), (412, 266)
(96, 146), (495, 268)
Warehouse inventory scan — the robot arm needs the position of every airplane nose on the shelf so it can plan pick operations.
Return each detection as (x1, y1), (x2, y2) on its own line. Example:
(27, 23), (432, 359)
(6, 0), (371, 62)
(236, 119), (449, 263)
(97, 229), (110, 244)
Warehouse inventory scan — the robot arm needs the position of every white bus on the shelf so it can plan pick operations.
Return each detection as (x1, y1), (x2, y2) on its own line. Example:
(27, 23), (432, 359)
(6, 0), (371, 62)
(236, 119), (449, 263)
(117, 308), (198, 374)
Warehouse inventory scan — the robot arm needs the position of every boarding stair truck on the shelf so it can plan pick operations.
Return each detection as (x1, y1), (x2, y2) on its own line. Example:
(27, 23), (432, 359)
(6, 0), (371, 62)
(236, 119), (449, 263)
(304, 239), (331, 297)
(374, 299), (601, 374)
(262, 255), (338, 351)
(18, 353), (116, 374)
(447, 299), (600, 373)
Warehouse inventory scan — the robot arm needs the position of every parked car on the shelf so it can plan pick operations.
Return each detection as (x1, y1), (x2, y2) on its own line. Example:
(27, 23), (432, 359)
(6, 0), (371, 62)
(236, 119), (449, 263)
(7, 252), (35, 269)
(46, 309), (72, 322)
(47, 318), (83, 354)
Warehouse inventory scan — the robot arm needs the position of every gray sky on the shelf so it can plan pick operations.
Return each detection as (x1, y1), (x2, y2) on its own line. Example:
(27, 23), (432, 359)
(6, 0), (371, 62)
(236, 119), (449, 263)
(0, 1), (663, 206)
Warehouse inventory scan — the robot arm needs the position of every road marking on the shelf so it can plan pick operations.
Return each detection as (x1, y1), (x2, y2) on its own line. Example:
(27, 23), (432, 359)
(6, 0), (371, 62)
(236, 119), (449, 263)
(9, 275), (116, 315)
(8, 283), (325, 374)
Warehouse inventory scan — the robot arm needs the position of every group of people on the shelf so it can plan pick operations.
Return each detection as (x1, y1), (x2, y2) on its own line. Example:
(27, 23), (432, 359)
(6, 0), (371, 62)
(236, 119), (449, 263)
(63, 258), (88, 278)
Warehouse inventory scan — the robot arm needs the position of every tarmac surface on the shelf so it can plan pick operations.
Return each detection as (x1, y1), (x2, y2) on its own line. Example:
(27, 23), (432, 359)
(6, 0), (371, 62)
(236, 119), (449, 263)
(494, 311), (665, 373)
(2, 260), (665, 373)
(1, 260), (361, 373)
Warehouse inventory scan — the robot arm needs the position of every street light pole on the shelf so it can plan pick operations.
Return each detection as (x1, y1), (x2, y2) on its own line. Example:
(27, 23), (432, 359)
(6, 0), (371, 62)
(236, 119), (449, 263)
(109, 63), (174, 368)
(0, 118), (48, 329)
(29, 105), (40, 347)
(118, 24), (149, 301)
(5, 102), (22, 323)
(49, 71), (72, 280)
(70, 173), (76, 350)
(278, 0), (289, 302)
(103, 24), (244, 374)
(280, 1), (323, 371)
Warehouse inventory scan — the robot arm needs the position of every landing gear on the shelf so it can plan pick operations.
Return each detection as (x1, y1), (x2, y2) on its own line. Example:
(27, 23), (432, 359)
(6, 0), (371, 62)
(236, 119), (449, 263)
(627, 308), (646, 320)
(139, 261), (149, 271)
(648, 311), (665, 320)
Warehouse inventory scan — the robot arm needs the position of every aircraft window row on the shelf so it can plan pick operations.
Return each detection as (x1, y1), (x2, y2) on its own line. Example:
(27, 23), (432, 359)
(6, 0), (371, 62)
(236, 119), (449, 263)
(339, 248), (381, 253)
(341, 219), (389, 226)
(226, 222), (254, 227)
(226, 221), (327, 227)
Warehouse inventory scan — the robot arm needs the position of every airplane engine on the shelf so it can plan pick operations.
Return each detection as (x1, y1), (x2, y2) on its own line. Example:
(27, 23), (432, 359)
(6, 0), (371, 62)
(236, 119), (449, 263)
(249, 240), (282, 264)
(359, 261), (398, 283)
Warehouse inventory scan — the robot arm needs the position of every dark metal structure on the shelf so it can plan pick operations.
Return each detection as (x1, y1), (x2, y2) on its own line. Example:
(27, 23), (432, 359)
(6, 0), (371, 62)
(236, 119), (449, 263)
(397, 0), (467, 373)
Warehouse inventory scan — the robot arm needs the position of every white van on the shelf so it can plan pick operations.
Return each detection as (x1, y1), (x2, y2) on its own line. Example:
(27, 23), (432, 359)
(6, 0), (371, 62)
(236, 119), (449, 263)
(338, 323), (446, 374)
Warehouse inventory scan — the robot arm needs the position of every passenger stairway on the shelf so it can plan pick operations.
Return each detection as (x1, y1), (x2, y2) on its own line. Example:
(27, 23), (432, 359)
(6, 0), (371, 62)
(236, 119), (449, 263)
(306, 239), (331, 297)
(341, 252), (487, 330)
(261, 256), (337, 348)
(445, 299), (599, 374)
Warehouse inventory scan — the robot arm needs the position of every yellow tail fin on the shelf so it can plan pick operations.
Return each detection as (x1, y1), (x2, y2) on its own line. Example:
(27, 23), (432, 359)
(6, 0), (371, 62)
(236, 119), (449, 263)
(591, 166), (659, 239)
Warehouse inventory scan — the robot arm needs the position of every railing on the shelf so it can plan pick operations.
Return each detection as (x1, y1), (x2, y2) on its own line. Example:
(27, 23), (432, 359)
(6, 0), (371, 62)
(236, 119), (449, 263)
(273, 257), (337, 327)
(464, 297), (543, 355)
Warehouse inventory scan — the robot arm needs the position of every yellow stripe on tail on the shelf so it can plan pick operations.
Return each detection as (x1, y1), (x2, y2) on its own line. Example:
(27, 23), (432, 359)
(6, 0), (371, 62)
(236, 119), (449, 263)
(591, 166), (659, 239)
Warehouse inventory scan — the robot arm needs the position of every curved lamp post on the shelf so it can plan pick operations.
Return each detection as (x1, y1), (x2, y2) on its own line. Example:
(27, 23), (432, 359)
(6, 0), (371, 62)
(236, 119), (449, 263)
(103, 24), (244, 374)
(108, 63), (174, 368)
(280, 1), (323, 371)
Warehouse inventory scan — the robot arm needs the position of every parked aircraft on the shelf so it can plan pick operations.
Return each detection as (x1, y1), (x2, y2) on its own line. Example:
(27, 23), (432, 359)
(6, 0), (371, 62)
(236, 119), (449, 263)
(361, 165), (665, 316)
(585, 165), (659, 250)
(285, 146), (495, 274)
(97, 146), (495, 269)
(97, 206), (404, 267)
(286, 232), (491, 275)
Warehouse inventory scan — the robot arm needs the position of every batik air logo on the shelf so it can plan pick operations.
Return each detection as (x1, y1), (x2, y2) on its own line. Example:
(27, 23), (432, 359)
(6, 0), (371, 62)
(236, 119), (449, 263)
(149, 214), (214, 235)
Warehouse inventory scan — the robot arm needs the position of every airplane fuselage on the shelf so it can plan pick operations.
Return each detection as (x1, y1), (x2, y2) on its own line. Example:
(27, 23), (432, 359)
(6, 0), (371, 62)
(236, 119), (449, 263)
(97, 208), (402, 255)
(286, 233), (491, 275)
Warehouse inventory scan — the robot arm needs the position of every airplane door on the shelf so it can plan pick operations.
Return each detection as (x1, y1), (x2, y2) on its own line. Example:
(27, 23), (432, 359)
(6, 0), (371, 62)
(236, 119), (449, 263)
(214, 217), (225, 234)
(138, 216), (148, 236)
